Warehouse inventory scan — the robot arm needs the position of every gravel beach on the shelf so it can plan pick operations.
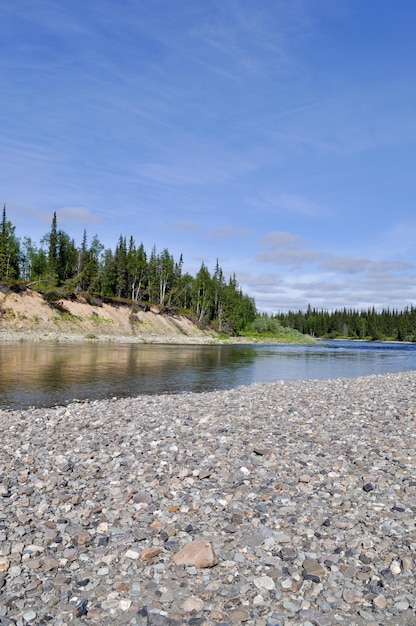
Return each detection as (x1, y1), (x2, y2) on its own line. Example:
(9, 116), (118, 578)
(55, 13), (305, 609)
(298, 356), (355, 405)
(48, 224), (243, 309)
(0, 371), (415, 626)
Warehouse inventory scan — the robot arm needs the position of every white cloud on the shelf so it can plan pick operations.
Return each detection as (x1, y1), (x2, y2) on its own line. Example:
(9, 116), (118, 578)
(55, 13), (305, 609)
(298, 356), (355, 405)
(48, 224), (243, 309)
(249, 191), (332, 218)
(256, 231), (324, 266)
(169, 221), (200, 232)
(208, 225), (254, 239)
(57, 206), (102, 225)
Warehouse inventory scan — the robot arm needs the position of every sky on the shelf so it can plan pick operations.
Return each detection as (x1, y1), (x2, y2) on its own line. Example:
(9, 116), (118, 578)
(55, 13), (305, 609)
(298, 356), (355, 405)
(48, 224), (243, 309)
(2, 0), (416, 313)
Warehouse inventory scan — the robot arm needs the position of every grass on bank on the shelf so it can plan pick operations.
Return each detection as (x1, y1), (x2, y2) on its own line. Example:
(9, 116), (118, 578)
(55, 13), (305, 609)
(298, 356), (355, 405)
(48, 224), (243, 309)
(242, 329), (316, 344)
(241, 317), (315, 344)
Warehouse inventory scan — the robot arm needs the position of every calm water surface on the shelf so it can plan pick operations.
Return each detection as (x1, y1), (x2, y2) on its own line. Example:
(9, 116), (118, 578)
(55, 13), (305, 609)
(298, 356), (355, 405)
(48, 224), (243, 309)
(1, 340), (416, 409)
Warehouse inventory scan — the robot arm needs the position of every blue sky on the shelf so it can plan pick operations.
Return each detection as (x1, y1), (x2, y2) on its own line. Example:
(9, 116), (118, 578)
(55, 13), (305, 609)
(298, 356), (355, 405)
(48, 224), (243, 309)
(2, 0), (416, 313)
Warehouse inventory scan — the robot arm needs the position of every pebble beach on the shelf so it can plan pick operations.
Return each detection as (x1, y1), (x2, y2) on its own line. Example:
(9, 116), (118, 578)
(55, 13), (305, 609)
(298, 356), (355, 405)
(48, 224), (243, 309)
(0, 371), (415, 626)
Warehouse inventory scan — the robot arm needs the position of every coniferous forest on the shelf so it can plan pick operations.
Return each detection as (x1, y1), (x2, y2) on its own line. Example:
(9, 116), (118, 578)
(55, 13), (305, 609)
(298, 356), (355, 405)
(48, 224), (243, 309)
(0, 206), (257, 335)
(2, 205), (416, 341)
(274, 306), (416, 342)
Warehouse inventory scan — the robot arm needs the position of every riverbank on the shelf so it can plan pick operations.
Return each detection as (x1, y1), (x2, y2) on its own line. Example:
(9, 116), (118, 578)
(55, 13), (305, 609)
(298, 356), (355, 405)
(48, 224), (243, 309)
(0, 289), (314, 345)
(0, 371), (415, 625)
(0, 288), (220, 344)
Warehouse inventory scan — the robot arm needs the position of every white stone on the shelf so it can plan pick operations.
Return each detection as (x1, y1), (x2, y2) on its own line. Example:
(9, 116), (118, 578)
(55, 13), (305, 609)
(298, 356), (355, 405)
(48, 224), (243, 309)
(183, 596), (204, 612)
(120, 599), (132, 610)
(23, 610), (37, 622)
(125, 549), (140, 560)
(253, 576), (275, 591)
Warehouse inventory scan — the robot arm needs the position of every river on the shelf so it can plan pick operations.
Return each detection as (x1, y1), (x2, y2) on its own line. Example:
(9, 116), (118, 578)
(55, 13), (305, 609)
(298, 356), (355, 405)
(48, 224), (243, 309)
(1, 340), (416, 409)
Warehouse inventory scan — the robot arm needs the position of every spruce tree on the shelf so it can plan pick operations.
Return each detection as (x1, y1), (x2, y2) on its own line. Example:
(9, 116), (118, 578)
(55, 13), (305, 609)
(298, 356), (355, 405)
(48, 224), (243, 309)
(48, 212), (58, 282)
(0, 205), (21, 280)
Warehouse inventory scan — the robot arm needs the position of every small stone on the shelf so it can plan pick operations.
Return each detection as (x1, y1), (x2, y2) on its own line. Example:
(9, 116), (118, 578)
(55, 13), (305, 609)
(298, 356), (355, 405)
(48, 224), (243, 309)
(299, 474), (311, 483)
(125, 549), (141, 560)
(160, 588), (175, 603)
(363, 483), (374, 492)
(42, 556), (59, 572)
(74, 598), (88, 617)
(283, 601), (299, 613)
(279, 547), (297, 561)
(394, 601), (409, 611)
(229, 608), (250, 623)
(173, 541), (217, 568)
(133, 490), (152, 503)
(26, 558), (42, 570)
(313, 616), (333, 626)
(253, 576), (275, 591)
(23, 610), (37, 622)
(0, 557), (10, 572)
(390, 560), (401, 575)
(0, 484), (10, 496)
(120, 599), (132, 610)
(303, 573), (321, 583)
(140, 547), (163, 561)
(401, 556), (413, 571)
(73, 529), (92, 545)
(373, 594), (387, 609)
(281, 578), (293, 589)
(253, 447), (270, 456)
(303, 558), (325, 577)
(342, 588), (362, 603)
(182, 596), (204, 612)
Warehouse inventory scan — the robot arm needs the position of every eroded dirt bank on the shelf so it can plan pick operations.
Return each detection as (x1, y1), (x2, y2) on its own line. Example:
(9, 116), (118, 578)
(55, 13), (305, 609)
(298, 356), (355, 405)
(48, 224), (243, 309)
(0, 289), (218, 344)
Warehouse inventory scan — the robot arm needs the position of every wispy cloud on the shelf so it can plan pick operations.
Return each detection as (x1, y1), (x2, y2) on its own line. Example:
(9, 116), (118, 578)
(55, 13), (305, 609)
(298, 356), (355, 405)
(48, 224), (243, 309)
(169, 221), (200, 233)
(56, 206), (102, 225)
(256, 231), (325, 266)
(135, 145), (259, 189)
(249, 192), (332, 218)
(208, 225), (253, 239)
(320, 256), (415, 275)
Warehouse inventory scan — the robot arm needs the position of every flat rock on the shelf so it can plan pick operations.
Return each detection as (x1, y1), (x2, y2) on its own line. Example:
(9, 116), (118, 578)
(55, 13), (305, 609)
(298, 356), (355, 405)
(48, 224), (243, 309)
(173, 541), (218, 568)
(182, 596), (204, 612)
(302, 558), (325, 577)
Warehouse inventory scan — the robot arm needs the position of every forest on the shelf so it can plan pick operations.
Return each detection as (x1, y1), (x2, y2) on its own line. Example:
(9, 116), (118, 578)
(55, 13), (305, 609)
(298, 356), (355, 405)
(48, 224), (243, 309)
(2, 205), (416, 341)
(274, 306), (416, 342)
(0, 206), (257, 335)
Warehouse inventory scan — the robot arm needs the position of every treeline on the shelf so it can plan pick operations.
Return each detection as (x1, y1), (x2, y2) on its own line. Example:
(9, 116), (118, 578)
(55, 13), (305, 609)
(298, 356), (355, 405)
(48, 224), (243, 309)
(274, 306), (416, 342)
(0, 206), (256, 335)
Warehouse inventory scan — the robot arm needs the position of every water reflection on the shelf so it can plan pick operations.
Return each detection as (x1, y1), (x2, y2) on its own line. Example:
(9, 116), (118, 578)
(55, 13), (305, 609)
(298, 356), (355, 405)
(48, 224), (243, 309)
(0, 343), (257, 409)
(1, 340), (416, 409)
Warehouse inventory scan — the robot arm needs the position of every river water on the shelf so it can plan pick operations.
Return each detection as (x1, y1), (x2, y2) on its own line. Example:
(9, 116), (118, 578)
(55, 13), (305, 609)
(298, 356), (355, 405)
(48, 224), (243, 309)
(1, 340), (416, 409)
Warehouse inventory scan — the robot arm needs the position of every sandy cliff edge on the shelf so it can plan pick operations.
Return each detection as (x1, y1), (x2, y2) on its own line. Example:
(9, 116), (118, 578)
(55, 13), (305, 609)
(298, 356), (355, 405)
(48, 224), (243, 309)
(0, 289), (221, 343)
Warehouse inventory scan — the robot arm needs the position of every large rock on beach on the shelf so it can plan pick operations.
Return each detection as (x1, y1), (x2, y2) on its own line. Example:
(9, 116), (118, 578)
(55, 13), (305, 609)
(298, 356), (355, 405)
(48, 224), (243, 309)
(173, 540), (218, 568)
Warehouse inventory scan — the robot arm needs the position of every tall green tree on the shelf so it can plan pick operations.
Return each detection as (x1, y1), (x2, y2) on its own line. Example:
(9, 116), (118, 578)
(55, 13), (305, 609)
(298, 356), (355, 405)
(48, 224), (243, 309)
(57, 230), (77, 282)
(47, 211), (58, 280)
(0, 205), (21, 280)
(127, 238), (147, 302)
(192, 262), (214, 324)
(156, 248), (175, 305)
(21, 237), (47, 282)
(115, 236), (128, 298)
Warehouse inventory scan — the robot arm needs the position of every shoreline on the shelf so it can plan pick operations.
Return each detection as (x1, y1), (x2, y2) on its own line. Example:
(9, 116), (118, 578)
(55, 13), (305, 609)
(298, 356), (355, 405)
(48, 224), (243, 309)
(0, 328), (311, 345)
(1, 371), (415, 625)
